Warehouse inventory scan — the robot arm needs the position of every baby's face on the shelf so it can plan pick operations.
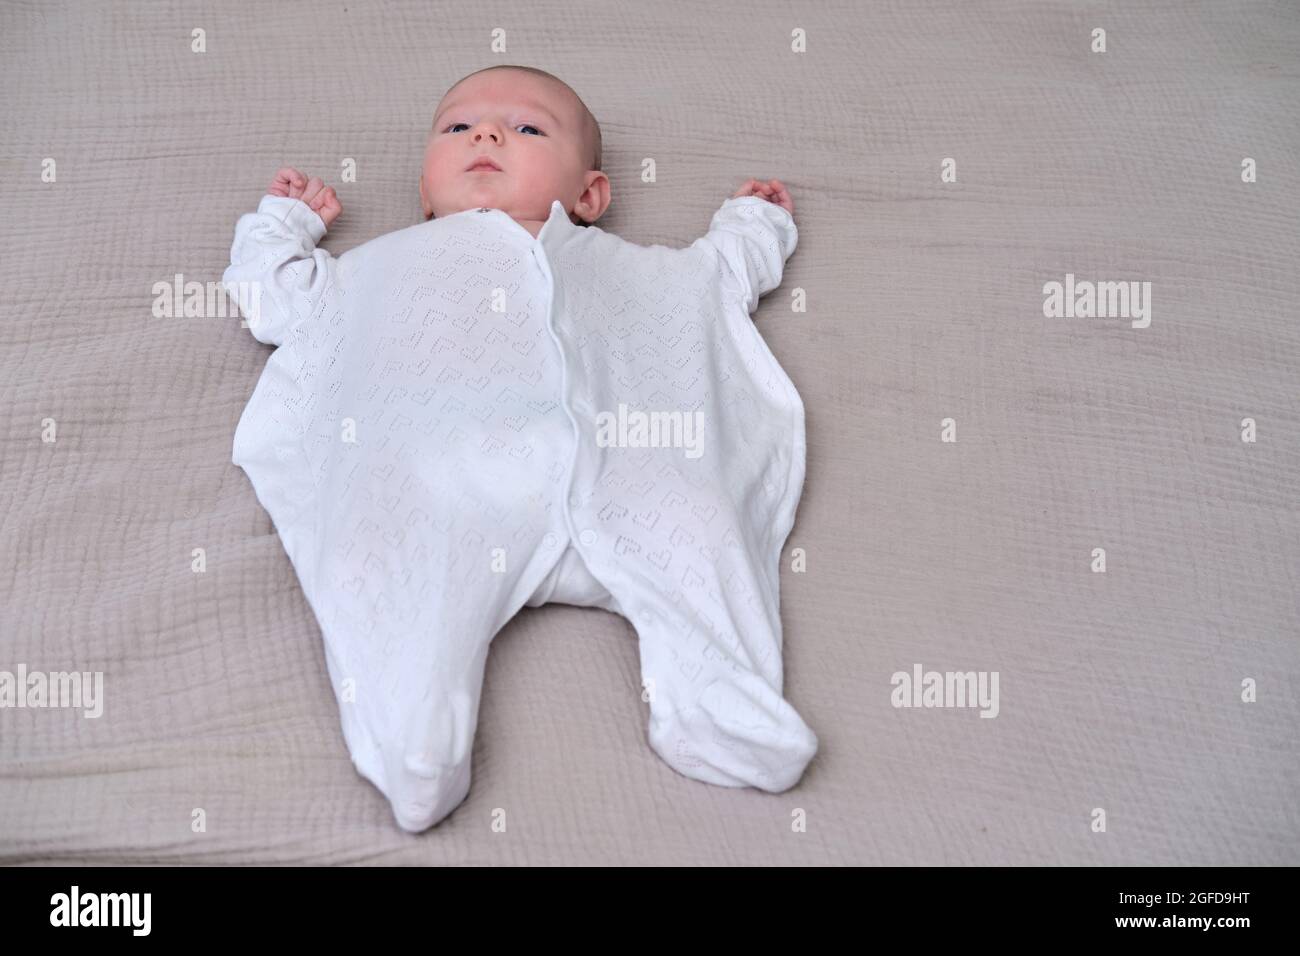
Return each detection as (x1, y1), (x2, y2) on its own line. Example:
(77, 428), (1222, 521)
(420, 70), (603, 226)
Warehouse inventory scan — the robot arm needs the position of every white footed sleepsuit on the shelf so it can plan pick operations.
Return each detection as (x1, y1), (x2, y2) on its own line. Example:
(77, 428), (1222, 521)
(224, 193), (816, 831)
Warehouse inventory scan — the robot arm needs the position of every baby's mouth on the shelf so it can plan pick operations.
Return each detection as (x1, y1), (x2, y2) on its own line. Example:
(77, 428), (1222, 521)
(466, 158), (503, 173)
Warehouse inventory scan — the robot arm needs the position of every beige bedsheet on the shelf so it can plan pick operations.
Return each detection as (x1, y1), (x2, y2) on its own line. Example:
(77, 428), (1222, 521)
(1, 0), (1297, 864)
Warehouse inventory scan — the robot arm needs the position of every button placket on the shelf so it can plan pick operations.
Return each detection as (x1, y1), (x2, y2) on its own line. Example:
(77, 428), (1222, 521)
(532, 233), (588, 559)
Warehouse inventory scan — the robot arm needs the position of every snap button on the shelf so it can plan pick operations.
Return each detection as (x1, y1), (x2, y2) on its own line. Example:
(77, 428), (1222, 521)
(579, 529), (597, 546)
(476, 207), (490, 213)
(569, 496), (581, 509)
(543, 532), (558, 549)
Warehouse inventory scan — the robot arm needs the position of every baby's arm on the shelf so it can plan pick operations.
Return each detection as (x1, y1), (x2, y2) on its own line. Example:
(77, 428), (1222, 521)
(703, 179), (799, 314)
(222, 167), (343, 347)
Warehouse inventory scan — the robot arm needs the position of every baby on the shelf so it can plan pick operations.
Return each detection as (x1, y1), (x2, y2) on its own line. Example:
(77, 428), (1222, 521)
(224, 64), (816, 832)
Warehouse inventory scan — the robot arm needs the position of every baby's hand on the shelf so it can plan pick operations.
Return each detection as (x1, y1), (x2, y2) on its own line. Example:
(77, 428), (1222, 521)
(267, 166), (343, 229)
(732, 178), (794, 216)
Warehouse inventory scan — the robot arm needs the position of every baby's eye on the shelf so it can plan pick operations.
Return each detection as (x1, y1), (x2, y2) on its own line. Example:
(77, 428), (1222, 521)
(442, 122), (544, 135)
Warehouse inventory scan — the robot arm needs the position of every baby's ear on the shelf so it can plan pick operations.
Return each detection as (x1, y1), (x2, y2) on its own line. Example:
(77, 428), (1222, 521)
(574, 171), (611, 225)
(418, 174), (432, 219)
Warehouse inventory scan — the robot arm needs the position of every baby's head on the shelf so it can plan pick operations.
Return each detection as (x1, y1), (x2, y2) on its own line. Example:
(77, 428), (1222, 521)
(420, 65), (609, 227)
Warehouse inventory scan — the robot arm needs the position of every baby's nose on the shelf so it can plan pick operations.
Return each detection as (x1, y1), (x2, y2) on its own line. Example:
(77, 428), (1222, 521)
(472, 128), (500, 145)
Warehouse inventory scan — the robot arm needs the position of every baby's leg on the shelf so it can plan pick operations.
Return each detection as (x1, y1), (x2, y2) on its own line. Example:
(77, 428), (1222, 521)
(306, 500), (550, 832)
(631, 552), (817, 793)
(315, 586), (493, 832)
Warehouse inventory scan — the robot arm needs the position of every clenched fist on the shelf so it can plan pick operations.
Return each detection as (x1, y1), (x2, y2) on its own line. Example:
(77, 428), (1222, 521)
(267, 166), (343, 229)
(732, 178), (793, 216)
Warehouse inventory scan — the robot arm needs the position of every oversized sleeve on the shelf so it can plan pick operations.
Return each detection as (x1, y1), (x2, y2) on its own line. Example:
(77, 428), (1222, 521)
(222, 195), (336, 346)
(699, 195), (799, 313)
